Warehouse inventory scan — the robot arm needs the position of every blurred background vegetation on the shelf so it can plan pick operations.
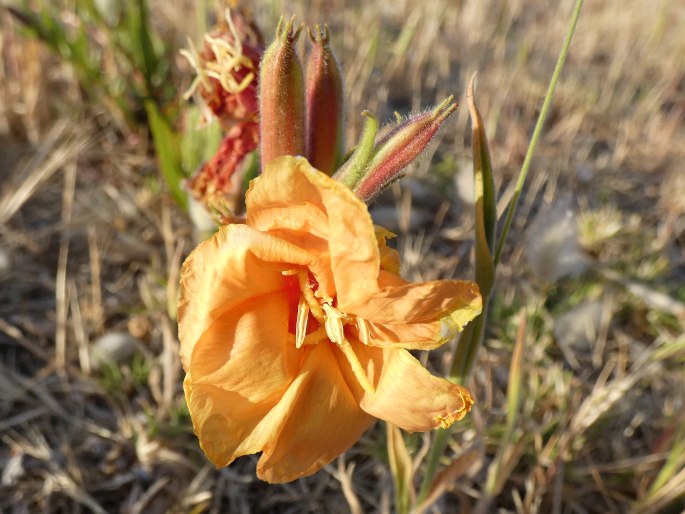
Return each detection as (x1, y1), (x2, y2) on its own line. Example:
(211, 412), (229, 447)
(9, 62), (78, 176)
(1, 0), (684, 512)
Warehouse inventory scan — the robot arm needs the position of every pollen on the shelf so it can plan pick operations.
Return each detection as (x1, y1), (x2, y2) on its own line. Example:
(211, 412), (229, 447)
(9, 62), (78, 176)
(433, 408), (469, 429)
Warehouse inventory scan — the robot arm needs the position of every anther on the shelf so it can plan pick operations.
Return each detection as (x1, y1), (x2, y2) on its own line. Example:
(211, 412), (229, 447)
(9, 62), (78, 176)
(356, 317), (370, 345)
(322, 303), (346, 345)
(295, 296), (309, 349)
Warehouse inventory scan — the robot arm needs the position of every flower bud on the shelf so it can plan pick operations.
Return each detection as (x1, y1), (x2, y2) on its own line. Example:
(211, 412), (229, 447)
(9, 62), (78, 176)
(353, 97), (457, 202)
(305, 25), (344, 175)
(259, 17), (305, 168)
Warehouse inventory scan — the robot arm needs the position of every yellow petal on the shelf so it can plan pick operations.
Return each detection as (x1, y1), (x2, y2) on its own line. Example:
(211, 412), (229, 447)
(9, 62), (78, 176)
(178, 223), (314, 370)
(349, 272), (481, 325)
(335, 344), (474, 432)
(375, 227), (401, 275)
(185, 377), (272, 467)
(189, 292), (299, 403)
(246, 156), (381, 304)
(346, 272), (481, 350)
(256, 344), (374, 483)
(185, 374), (302, 468)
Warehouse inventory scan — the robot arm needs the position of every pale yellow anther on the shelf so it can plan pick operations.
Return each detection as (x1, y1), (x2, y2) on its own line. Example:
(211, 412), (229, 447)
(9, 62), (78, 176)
(295, 296), (309, 349)
(356, 317), (370, 345)
(322, 303), (346, 345)
(180, 40), (210, 99)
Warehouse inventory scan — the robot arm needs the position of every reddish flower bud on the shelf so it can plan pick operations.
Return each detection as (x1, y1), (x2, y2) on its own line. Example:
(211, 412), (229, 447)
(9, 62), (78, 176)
(259, 17), (305, 168)
(182, 9), (263, 128)
(353, 97), (457, 202)
(304, 25), (344, 175)
(186, 121), (259, 216)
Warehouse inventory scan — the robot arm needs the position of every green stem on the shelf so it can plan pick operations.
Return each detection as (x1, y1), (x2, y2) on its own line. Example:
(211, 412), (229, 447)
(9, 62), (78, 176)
(493, 0), (584, 266)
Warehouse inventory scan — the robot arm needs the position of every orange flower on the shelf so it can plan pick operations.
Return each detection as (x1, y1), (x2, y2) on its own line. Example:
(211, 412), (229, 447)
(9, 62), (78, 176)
(178, 156), (482, 483)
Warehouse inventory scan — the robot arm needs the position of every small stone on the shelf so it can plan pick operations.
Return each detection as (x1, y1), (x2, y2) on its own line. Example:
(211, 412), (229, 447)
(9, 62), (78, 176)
(526, 195), (588, 283)
(554, 300), (604, 350)
(454, 164), (475, 205)
(90, 332), (140, 371)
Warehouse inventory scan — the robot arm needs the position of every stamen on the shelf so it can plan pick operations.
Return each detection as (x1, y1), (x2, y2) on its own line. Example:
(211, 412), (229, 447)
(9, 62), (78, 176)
(180, 39), (211, 99)
(356, 317), (370, 345)
(322, 303), (346, 345)
(296, 273), (325, 320)
(338, 341), (375, 394)
(314, 288), (333, 304)
(295, 296), (309, 349)
(181, 8), (257, 101)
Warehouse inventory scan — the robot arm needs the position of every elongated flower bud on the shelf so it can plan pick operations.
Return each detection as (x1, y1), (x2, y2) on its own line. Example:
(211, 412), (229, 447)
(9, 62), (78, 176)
(305, 25), (344, 175)
(353, 97), (457, 202)
(259, 17), (305, 168)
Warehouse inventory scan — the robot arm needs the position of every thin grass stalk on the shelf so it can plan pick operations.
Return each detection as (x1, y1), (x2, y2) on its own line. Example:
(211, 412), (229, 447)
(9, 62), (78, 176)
(493, 0), (585, 266)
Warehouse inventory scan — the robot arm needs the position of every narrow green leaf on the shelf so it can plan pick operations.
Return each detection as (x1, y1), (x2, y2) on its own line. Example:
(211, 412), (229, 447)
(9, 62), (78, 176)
(646, 417), (685, 497)
(134, 0), (158, 91)
(467, 75), (496, 298)
(419, 1), (584, 508)
(145, 100), (187, 210)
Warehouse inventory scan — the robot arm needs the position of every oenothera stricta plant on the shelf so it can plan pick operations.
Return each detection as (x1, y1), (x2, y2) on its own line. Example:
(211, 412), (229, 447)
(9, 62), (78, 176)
(178, 16), (483, 483)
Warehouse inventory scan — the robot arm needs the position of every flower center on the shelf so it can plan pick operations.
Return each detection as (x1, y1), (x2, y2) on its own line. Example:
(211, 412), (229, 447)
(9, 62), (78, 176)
(283, 269), (374, 393)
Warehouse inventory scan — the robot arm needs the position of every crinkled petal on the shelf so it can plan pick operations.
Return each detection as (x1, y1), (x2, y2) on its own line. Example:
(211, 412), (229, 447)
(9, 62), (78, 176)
(375, 226), (401, 274)
(246, 156), (381, 303)
(256, 343), (374, 483)
(185, 376), (300, 468)
(335, 344), (474, 432)
(346, 271), (481, 349)
(189, 292), (299, 403)
(178, 223), (314, 369)
(352, 281), (482, 350)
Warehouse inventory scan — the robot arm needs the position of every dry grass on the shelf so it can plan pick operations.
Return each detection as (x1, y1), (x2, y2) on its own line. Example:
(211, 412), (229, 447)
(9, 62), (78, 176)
(1, 0), (685, 512)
